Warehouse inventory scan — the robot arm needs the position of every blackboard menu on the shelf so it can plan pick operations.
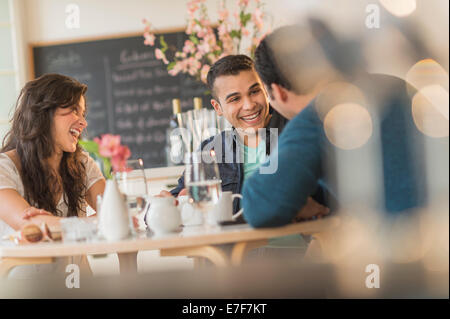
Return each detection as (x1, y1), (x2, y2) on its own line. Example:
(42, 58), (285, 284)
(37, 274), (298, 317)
(33, 31), (210, 168)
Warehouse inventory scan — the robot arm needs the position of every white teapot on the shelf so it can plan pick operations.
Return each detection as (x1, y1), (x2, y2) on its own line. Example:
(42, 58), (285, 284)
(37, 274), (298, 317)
(145, 197), (181, 234)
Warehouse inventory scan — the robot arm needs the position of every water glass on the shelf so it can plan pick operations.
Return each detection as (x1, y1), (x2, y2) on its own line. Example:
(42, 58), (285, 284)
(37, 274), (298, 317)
(184, 151), (222, 224)
(114, 159), (149, 232)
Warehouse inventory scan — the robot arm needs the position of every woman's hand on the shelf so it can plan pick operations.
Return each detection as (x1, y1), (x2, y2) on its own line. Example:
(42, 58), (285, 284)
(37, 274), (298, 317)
(157, 190), (174, 198)
(22, 207), (53, 220)
(156, 190), (181, 206)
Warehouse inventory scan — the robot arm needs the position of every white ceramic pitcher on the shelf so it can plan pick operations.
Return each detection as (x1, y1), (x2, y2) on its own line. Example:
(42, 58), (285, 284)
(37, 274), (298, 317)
(98, 179), (130, 241)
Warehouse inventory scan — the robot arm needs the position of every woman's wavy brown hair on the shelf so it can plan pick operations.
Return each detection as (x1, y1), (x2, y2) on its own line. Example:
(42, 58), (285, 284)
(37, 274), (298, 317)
(1, 73), (88, 217)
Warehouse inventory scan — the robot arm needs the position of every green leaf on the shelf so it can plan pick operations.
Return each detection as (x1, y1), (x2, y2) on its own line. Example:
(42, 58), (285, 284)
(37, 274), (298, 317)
(240, 12), (252, 26)
(102, 157), (112, 180)
(78, 140), (99, 154)
(230, 30), (241, 39)
(167, 61), (176, 70)
(189, 34), (199, 45)
(159, 35), (168, 51)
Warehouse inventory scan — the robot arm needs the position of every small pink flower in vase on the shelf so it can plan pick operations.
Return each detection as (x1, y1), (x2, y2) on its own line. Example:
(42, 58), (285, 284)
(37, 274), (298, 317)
(94, 134), (132, 175)
(111, 145), (132, 173)
(94, 134), (121, 158)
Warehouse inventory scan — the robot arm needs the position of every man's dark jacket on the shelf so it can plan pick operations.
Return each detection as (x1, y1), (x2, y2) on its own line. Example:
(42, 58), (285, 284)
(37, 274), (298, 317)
(169, 107), (326, 220)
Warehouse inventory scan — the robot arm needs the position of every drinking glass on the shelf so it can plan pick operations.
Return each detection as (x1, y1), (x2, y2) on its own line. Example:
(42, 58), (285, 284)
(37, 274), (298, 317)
(114, 159), (149, 233)
(184, 151), (222, 225)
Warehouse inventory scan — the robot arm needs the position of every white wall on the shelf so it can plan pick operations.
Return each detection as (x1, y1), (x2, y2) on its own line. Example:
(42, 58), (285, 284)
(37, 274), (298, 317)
(18, 0), (298, 84)
(23, 0), (296, 43)
(13, 0), (450, 92)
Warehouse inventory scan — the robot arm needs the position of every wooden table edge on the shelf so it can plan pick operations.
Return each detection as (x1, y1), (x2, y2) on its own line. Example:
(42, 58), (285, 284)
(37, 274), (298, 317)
(0, 216), (340, 258)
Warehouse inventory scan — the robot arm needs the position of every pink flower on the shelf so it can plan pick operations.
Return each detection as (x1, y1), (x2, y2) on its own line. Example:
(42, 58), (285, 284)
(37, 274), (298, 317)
(252, 8), (264, 31)
(168, 68), (180, 76)
(218, 8), (229, 21)
(187, 57), (201, 76)
(180, 59), (189, 72)
(183, 40), (196, 54)
(94, 134), (121, 158)
(204, 31), (217, 46)
(111, 145), (131, 172)
(143, 32), (155, 46)
(238, 0), (250, 6)
(218, 24), (229, 36)
(175, 51), (187, 59)
(155, 48), (169, 64)
(142, 19), (152, 33)
(220, 35), (235, 55)
(141, 0), (271, 81)
(195, 51), (203, 60)
(197, 40), (210, 55)
(200, 19), (210, 28)
(197, 28), (207, 38)
(209, 54), (220, 65)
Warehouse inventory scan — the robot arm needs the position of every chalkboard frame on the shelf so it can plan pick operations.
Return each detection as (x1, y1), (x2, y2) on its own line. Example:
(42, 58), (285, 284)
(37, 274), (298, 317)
(28, 26), (187, 79)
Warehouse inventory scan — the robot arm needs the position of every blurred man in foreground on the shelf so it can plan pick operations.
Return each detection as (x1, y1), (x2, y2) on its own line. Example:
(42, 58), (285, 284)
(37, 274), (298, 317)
(243, 22), (426, 227)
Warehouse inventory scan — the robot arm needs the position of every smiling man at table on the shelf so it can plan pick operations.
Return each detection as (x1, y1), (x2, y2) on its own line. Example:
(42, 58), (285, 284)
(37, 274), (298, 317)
(242, 22), (426, 227)
(163, 54), (330, 220)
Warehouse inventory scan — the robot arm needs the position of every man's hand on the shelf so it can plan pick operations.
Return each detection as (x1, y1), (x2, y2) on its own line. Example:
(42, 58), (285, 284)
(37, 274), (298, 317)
(293, 197), (330, 222)
(156, 190), (181, 206)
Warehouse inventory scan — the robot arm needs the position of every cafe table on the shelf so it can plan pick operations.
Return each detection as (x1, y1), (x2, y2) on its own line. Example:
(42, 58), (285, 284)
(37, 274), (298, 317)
(0, 216), (340, 277)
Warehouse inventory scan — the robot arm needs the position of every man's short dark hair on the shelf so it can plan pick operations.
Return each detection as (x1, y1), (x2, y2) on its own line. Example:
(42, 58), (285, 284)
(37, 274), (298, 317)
(207, 54), (254, 100)
(254, 23), (338, 96)
(254, 37), (293, 95)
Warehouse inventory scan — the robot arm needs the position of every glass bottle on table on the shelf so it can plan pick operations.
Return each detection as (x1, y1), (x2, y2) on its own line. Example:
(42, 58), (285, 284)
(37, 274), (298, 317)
(193, 97), (203, 111)
(166, 98), (184, 165)
(171, 98), (182, 128)
(192, 97), (204, 151)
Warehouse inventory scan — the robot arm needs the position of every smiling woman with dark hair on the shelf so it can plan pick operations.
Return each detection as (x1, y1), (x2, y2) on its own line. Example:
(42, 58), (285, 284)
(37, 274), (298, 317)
(0, 73), (105, 242)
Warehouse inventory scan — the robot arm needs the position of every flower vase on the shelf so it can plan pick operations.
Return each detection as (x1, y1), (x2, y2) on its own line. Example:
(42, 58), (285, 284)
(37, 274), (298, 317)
(98, 179), (130, 241)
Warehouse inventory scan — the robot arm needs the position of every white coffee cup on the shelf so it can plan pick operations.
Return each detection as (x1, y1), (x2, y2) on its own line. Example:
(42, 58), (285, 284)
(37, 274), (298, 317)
(178, 195), (203, 226)
(208, 191), (243, 225)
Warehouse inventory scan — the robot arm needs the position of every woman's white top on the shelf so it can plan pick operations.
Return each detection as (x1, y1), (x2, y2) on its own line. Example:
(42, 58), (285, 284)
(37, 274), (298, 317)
(0, 151), (104, 238)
